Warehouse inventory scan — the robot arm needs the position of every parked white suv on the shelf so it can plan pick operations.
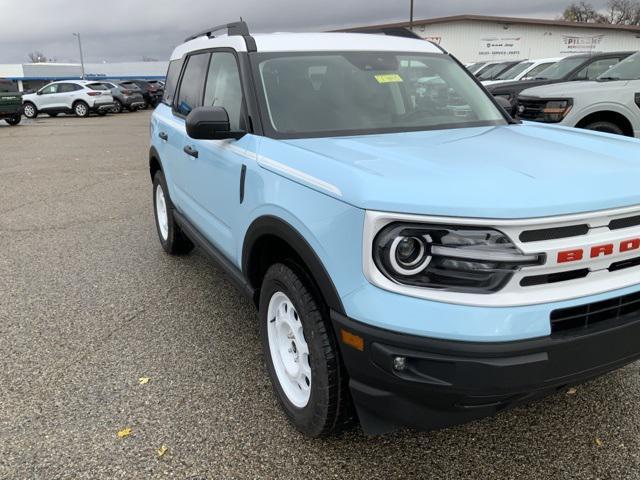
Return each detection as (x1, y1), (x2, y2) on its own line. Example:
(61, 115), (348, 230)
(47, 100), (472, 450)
(22, 80), (115, 118)
(517, 51), (640, 137)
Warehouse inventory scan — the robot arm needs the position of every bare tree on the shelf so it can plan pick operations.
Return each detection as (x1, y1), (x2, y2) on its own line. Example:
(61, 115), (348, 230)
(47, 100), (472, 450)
(562, 0), (640, 25)
(27, 51), (49, 63)
(562, 1), (605, 22)
(606, 0), (640, 24)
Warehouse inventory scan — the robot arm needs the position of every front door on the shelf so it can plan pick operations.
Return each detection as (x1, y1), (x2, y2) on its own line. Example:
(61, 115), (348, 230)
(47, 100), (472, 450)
(173, 50), (254, 259)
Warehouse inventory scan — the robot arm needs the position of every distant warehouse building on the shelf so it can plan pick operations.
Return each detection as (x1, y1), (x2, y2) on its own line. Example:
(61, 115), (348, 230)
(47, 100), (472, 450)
(344, 15), (640, 63)
(0, 61), (168, 92)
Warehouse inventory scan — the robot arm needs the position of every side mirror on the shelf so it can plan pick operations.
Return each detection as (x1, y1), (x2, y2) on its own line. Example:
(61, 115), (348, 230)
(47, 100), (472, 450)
(185, 106), (245, 140)
(37, 90), (43, 95)
(494, 95), (512, 111)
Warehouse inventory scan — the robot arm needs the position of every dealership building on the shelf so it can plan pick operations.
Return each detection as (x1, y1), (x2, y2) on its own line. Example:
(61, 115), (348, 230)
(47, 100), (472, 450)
(0, 61), (167, 92)
(347, 15), (640, 63)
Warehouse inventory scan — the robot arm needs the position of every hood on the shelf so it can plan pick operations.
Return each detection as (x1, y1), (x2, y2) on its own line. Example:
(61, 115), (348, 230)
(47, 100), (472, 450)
(521, 80), (630, 98)
(488, 78), (552, 95)
(273, 125), (640, 219)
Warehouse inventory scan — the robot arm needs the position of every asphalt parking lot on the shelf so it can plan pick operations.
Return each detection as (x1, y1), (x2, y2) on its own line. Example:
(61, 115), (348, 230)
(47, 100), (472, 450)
(2, 112), (640, 479)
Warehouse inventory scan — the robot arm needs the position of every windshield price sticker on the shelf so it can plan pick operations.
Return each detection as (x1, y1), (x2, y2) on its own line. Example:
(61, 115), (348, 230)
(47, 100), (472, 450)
(374, 74), (403, 84)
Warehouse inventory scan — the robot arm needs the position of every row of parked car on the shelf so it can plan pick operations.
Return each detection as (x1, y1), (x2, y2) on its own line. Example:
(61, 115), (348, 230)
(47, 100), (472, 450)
(0, 78), (165, 124)
(467, 51), (640, 137)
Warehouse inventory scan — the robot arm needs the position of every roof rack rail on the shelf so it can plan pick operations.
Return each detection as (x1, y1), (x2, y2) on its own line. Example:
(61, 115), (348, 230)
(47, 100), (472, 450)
(184, 21), (256, 52)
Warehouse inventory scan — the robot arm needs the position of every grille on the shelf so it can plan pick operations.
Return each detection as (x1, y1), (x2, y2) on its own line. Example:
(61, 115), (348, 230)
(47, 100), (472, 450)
(517, 99), (547, 121)
(610, 215), (640, 230)
(551, 291), (640, 333)
(519, 224), (589, 243)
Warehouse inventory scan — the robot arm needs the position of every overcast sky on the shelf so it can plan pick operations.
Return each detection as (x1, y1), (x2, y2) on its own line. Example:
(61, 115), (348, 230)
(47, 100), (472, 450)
(0, 0), (612, 64)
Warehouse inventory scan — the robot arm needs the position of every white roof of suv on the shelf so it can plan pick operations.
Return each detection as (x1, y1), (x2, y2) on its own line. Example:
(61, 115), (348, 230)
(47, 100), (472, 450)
(171, 32), (443, 60)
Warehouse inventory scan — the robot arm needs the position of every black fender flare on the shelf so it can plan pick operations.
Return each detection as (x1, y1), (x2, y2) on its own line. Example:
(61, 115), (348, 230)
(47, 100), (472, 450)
(242, 216), (345, 315)
(149, 146), (162, 178)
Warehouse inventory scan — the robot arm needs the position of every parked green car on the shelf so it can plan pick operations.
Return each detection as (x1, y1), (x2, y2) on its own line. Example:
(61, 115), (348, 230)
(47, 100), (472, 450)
(0, 79), (22, 126)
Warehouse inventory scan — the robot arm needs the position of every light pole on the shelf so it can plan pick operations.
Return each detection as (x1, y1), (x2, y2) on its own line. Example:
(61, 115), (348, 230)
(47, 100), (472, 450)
(73, 33), (85, 79)
(409, 0), (414, 30)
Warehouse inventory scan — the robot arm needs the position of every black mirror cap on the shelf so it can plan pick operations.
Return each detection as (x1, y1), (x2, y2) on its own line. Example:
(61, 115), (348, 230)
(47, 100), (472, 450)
(185, 106), (246, 140)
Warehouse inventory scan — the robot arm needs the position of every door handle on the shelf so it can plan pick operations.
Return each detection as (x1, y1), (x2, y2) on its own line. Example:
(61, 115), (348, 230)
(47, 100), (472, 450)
(183, 145), (199, 158)
(158, 131), (168, 141)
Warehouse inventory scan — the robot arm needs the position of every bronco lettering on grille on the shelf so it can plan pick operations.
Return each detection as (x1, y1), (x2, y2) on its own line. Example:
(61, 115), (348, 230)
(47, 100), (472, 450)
(558, 238), (640, 263)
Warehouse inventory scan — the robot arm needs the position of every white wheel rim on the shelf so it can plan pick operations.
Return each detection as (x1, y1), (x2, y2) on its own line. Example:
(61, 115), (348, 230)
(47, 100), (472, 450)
(155, 184), (169, 240)
(76, 104), (87, 116)
(24, 105), (34, 117)
(267, 291), (311, 408)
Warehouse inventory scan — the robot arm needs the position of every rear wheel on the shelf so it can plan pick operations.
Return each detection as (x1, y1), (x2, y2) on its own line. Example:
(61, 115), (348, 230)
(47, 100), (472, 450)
(152, 170), (193, 255)
(112, 100), (123, 114)
(259, 263), (354, 437)
(73, 101), (89, 118)
(23, 103), (37, 119)
(583, 121), (624, 136)
(5, 116), (21, 126)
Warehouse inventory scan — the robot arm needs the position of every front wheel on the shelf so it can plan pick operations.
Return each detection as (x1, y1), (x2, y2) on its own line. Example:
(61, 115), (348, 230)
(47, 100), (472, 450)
(152, 171), (193, 255)
(73, 101), (89, 118)
(23, 103), (37, 119)
(583, 121), (624, 136)
(259, 263), (354, 437)
(5, 116), (21, 126)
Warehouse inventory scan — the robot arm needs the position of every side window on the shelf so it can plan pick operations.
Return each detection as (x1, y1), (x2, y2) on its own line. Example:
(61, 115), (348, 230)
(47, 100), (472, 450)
(203, 52), (244, 130)
(162, 58), (184, 106)
(175, 53), (210, 115)
(41, 84), (59, 94)
(573, 58), (621, 80)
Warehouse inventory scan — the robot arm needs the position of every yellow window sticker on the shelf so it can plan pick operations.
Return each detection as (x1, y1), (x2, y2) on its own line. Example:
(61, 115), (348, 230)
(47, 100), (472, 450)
(374, 74), (403, 84)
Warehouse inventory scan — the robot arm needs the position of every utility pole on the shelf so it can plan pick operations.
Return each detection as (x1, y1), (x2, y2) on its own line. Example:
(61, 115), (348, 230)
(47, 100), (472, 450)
(409, 0), (414, 30)
(73, 33), (85, 79)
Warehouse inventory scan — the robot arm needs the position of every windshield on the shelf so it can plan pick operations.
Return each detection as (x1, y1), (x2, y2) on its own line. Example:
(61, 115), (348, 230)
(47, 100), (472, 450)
(535, 56), (585, 79)
(477, 63), (511, 80)
(255, 52), (506, 138)
(597, 52), (640, 80)
(495, 61), (533, 80)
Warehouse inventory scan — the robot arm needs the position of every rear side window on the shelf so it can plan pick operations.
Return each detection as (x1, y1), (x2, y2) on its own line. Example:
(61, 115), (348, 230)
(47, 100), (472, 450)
(162, 59), (183, 105)
(175, 53), (210, 115)
(87, 83), (109, 91)
(0, 80), (18, 93)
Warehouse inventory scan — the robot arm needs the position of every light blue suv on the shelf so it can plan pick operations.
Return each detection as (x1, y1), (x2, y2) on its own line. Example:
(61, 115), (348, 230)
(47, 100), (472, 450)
(150, 22), (640, 436)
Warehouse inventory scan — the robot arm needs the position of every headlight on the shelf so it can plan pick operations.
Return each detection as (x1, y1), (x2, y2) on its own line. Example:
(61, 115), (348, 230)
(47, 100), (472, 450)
(373, 223), (543, 294)
(519, 99), (572, 123)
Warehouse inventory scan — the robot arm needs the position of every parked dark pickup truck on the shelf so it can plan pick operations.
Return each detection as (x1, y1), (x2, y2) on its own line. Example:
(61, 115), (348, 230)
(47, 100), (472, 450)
(0, 79), (22, 125)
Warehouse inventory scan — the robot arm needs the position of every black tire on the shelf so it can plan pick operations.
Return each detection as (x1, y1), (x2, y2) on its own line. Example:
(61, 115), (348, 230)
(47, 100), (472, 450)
(152, 170), (193, 255)
(73, 101), (90, 118)
(48, 113), (59, 117)
(583, 121), (624, 136)
(5, 116), (21, 126)
(112, 100), (123, 114)
(23, 102), (37, 119)
(259, 263), (354, 437)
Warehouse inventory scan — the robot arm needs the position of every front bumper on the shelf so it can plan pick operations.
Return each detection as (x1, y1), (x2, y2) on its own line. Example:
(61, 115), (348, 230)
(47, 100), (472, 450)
(331, 309), (640, 434)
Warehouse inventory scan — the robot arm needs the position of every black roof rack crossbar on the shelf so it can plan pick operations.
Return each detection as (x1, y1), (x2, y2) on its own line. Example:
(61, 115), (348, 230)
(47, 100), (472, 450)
(184, 21), (251, 43)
